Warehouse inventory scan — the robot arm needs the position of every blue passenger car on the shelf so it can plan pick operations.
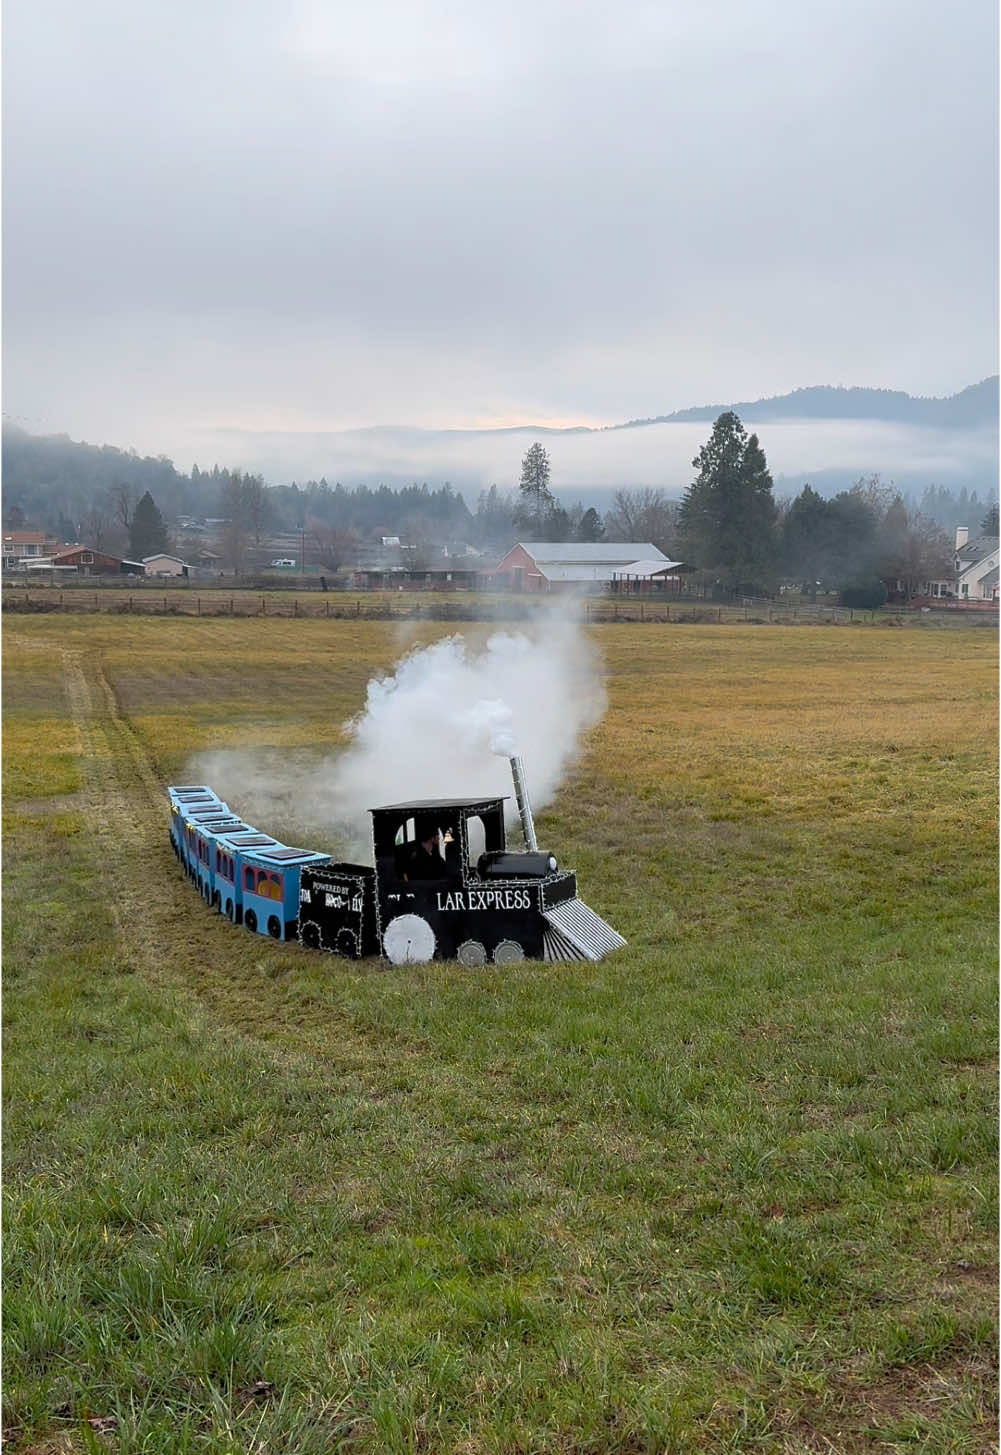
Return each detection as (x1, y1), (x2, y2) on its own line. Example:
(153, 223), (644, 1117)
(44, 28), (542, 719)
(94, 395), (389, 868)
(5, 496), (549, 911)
(181, 806), (235, 901)
(238, 845), (331, 940)
(217, 829), (283, 926)
(169, 786), (221, 857)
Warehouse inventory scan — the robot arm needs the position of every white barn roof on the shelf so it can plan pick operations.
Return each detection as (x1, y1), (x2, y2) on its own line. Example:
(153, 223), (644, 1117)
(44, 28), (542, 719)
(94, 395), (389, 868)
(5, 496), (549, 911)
(515, 542), (669, 584)
(517, 542), (666, 565)
(611, 559), (689, 578)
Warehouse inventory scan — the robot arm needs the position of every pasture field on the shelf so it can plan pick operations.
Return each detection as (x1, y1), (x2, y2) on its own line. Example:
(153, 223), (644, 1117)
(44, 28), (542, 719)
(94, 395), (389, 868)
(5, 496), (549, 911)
(3, 614), (997, 1454)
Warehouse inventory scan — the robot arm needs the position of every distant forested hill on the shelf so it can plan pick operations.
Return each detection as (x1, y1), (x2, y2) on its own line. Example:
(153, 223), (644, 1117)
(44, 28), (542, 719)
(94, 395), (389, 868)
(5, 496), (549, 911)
(0, 427), (206, 537)
(618, 377), (999, 430)
(0, 425), (477, 544)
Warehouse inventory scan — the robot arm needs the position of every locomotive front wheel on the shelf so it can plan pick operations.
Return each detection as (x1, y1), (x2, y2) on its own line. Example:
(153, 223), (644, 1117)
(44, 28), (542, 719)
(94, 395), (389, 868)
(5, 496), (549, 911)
(383, 914), (436, 965)
(244, 909), (258, 933)
(267, 916), (282, 939)
(300, 922), (322, 950)
(212, 890), (221, 909)
(458, 939), (487, 967)
(225, 899), (233, 920)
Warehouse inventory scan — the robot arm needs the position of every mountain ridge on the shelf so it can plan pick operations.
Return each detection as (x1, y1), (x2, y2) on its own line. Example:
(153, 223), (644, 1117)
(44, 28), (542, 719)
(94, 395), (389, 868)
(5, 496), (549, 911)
(613, 377), (999, 431)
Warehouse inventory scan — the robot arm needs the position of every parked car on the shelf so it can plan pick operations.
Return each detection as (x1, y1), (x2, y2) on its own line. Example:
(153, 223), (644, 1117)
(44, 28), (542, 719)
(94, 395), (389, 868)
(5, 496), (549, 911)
(270, 558), (296, 567)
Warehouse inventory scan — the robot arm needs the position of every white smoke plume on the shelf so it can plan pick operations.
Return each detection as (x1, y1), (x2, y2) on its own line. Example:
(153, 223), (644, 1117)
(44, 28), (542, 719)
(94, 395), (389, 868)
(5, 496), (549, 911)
(188, 609), (605, 860)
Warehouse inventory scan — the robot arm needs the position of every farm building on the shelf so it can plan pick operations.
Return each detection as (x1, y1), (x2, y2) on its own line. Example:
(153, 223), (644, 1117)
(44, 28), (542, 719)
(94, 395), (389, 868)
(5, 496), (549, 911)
(143, 553), (190, 578)
(610, 558), (694, 593)
(49, 547), (143, 576)
(489, 543), (679, 593)
(351, 566), (482, 590)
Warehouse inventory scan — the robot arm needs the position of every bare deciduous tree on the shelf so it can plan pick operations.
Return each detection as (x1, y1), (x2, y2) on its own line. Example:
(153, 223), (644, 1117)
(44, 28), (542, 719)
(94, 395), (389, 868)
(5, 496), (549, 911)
(604, 488), (680, 555)
(309, 519), (359, 571)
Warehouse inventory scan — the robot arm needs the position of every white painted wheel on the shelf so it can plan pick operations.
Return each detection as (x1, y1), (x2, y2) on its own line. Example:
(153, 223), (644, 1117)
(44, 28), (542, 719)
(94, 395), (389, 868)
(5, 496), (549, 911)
(383, 914), (436, 964)
(457, 939), (486, 967)
(493, 939), (525, 964)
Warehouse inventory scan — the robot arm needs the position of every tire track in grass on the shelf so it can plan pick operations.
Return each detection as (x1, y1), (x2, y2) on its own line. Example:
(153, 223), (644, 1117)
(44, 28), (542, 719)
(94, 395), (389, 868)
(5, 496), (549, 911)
(56, 643), (672, 1223)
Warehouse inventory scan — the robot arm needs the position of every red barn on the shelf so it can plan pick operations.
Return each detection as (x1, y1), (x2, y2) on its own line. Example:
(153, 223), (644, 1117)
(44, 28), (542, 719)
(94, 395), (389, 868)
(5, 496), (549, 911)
(489, 542), (669, 592)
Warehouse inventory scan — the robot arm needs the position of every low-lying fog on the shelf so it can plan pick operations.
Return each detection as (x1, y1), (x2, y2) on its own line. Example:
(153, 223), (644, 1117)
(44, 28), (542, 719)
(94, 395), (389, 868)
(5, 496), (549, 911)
(197, 417), (998, 497)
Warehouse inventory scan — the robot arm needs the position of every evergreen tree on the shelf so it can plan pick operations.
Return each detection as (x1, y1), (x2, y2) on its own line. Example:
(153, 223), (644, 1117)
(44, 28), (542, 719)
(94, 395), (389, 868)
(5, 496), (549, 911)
(678, 413), (777, 587)
(824, 487), (881, 585)
(981, 504), (999, 535)
(128, 490), (167, 559)
(517, 442), (554, 536)
(781, 485), (831, 591)
(545, 503), (572, 542)
(577, 506), (605, 542)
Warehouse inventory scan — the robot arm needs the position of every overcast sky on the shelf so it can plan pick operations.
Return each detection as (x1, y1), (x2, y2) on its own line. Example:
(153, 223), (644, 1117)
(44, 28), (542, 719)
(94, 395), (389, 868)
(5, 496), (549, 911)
(3, 0), (998, 470)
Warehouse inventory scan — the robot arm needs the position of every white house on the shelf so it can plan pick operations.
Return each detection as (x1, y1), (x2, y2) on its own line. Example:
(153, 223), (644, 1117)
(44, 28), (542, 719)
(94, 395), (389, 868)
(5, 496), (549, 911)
(953, 528), (999, 601)
(918, 527), (999, 602)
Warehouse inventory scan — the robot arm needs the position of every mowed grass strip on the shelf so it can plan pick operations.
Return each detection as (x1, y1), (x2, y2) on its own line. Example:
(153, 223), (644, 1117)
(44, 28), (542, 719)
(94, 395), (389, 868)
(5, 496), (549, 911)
(2, 616), (997, 1453)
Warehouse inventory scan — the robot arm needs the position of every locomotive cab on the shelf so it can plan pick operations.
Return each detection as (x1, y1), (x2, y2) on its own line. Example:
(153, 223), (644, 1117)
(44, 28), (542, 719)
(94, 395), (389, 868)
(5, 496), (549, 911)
(371, 796), (580, 965)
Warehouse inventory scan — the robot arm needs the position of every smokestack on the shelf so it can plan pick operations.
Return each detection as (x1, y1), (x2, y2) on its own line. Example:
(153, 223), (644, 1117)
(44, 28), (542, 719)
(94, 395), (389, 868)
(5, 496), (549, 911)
(509, 755), (538, 851)
(956, 525), (969, 550)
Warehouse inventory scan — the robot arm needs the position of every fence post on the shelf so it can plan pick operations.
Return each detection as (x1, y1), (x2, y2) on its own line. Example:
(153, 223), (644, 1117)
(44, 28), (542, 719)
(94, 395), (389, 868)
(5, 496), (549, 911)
(293, 598), (298, 617)
(325, 599), (330, 617)
(197, 598), (201, 615)
(262, 596), (266, 615)
(640, 601), (644, 621)
(163, 597), (167, 610)
(666, 604), (670, 621)
(718, 607), (722, 621)
(356, 599), (361, 617)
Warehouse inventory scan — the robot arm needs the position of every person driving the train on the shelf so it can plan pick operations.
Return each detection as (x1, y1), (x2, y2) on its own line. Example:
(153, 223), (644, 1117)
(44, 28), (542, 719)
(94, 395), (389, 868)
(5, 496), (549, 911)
(402, 817), (448, 880)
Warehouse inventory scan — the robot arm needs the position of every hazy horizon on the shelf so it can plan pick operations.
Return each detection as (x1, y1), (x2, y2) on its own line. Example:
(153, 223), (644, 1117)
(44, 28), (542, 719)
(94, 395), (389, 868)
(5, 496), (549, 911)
(6, 411), (995, 503)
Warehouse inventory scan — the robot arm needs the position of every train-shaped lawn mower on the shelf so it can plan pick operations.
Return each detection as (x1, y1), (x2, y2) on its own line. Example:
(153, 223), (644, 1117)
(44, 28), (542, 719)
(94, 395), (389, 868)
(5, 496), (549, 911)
(168, 756), (625, 964)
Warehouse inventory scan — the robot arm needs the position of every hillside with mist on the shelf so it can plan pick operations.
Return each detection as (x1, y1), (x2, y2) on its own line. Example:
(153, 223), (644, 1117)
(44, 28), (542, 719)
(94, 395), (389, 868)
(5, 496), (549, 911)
(3, 377), (997, 540)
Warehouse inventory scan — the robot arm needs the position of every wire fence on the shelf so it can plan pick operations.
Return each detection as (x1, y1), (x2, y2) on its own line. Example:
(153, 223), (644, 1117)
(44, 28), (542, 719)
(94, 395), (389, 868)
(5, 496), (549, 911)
(3, 582), (997, 627)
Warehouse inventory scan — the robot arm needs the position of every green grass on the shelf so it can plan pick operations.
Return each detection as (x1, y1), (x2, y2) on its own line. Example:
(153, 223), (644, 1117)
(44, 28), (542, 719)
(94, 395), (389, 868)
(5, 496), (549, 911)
(3, 615), (997, 1453)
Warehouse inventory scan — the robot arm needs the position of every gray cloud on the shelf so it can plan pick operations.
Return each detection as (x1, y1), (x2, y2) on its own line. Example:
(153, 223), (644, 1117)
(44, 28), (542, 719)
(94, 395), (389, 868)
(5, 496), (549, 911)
(4, 0), (997, 455)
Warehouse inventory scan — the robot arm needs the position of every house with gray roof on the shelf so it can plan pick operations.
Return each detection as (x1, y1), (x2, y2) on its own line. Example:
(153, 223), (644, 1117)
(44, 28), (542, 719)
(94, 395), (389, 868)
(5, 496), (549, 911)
(917, 526), (999, 603)
(953, 529), (999, 600)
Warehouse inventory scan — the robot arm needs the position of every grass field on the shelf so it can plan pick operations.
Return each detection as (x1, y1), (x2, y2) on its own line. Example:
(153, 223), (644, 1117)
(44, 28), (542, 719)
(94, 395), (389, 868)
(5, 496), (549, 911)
(3, 614), (997, 1453)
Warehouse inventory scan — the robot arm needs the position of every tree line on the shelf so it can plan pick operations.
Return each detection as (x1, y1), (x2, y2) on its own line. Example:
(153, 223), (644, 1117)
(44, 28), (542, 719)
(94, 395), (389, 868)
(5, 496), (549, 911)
(2, 418), (996, 595)
(513, 418), (997, 601)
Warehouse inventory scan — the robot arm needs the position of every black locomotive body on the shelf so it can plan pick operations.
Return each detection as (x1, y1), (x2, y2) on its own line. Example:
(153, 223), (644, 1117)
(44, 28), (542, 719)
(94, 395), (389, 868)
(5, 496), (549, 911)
(295, 794), (623, 965)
